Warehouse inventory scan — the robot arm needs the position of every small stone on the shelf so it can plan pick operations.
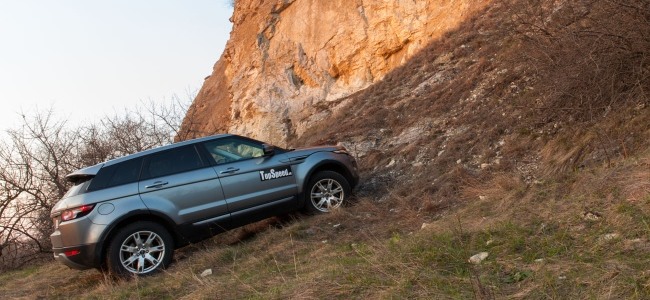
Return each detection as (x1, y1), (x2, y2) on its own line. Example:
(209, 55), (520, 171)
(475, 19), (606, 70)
(558, 275), (567, 280)
(468, 252), (489, 264)
(486, 239), (493, 246)
(437, 150), (445, 157)
(480, 163), (490, 169)
(602, 233), (620, 241)
(412, 162), (423, 167)
(322, 240), (328, 244)
(433, 52), (452, 64)
(456, 159), (462, 164)
(534, 258), (544, 263)
(200, 269), (213, 277)
(303, 228), (315, 235)
(333, 223), (341, 228)
(479, 195), (487, 200)
(421, 223), (430, 230)
(386, 159), (395, 167)
(583, 211), (602, 221)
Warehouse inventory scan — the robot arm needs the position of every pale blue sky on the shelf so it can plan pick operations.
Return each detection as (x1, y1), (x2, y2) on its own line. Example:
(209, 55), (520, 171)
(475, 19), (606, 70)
(0, 0), (233, 131)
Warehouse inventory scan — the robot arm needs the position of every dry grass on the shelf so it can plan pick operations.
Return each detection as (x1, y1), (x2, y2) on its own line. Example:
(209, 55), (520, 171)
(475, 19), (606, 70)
(0, 152), (648, 298)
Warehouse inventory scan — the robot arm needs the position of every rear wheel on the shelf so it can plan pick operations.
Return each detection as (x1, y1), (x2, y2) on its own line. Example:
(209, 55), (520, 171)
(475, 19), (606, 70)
(106, 221), (173, 277)
(305, 171), (351, 213)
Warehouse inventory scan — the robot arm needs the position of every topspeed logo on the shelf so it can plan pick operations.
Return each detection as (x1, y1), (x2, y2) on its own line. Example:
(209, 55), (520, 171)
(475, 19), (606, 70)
(259, 166), (293, 181)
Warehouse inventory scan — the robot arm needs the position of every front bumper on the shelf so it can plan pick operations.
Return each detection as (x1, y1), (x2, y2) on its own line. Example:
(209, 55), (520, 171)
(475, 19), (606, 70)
(341, 154), (360, 188)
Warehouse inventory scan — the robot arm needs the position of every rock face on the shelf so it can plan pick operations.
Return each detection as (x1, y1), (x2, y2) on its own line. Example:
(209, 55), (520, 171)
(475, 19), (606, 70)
(182, 0), (490, 145)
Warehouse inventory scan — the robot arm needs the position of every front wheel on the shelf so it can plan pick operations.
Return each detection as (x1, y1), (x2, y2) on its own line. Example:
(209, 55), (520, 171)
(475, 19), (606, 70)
(106, 221), (173, 277)
(305, 171), (351, 213)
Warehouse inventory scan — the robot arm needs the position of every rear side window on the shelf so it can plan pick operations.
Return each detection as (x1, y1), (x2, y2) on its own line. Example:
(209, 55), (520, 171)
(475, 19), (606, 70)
(64, 177), (93, 198)
(141, 145), (205, 179)
(87, 158), (143, 192)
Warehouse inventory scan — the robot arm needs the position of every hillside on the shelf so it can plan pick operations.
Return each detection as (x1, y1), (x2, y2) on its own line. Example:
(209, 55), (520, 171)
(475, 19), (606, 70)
(2, 0), (649, 298)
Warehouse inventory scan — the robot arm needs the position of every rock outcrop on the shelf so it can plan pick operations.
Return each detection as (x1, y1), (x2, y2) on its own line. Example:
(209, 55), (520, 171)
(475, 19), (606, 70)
(182, 0), (490, 145)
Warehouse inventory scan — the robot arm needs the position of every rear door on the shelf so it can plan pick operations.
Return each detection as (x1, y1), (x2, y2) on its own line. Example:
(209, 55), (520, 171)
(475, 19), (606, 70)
(200, 137), (299, 218)
(138, 144), (229, 229)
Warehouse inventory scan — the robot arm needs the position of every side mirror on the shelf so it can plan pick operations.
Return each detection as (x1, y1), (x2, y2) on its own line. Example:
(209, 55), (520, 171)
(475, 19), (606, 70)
(262, 144), (276, 156)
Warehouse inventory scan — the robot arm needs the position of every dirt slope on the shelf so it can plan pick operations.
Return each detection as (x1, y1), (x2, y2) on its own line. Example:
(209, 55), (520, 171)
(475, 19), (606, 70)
(293, 0), (649, 204)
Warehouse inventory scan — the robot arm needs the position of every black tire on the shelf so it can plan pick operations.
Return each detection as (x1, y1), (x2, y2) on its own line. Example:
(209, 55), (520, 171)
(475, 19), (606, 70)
(304, 171), (351, 214)
(106, 221), (173, 277)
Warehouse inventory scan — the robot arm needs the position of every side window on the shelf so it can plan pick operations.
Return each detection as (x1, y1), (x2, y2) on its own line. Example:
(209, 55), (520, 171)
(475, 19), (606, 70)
(142, 145), (204, 179)
(202, 138), (264, 165)
(87, 158), (143, 192)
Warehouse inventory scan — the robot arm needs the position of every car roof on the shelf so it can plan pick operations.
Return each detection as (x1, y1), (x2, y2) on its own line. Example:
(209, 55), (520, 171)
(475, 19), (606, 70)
(65, 133), (233, 180)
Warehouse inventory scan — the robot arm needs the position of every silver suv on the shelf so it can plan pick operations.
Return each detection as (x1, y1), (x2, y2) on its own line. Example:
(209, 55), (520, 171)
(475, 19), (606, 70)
(50, 134), (358, 276)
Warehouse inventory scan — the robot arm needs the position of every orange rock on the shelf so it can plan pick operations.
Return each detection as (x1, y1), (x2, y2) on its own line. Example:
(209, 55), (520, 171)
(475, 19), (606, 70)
(181, 0), (491, 145)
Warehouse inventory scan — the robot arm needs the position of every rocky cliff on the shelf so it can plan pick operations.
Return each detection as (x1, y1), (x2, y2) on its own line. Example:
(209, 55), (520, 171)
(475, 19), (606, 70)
(182, 0), (490, 144)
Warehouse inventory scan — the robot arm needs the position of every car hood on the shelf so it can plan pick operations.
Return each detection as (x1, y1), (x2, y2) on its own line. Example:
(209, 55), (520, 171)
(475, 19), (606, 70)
(284, 145), (342, 157)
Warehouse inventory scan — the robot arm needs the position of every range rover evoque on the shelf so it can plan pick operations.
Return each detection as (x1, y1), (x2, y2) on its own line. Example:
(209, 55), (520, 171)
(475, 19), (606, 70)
(50, 134), (359, 276)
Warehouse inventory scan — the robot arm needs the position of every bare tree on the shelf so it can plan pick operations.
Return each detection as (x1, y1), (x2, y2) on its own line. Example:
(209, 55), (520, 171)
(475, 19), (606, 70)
(143, 92), (195, 142)
(0, 94), (193, 270)
(513, 0), (650, 118)
(0, 110), (78, 269)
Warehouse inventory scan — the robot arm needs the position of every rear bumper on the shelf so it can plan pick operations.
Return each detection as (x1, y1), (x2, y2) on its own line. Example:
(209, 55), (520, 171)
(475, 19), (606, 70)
(52, 244), (98, 270)
(50, 211), (109, 270)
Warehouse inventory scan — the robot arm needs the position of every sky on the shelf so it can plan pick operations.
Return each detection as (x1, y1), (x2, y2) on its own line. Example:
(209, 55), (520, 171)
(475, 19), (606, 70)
(0, 0), (233, 132)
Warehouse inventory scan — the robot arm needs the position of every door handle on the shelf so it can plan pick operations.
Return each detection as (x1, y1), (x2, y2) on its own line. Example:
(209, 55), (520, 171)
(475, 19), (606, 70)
(145, 181), (168, 189)
(219, 168), (240, 174)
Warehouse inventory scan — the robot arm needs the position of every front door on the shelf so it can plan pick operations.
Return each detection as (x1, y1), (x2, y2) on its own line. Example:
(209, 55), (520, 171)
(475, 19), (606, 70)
(200, 137), (299, 219)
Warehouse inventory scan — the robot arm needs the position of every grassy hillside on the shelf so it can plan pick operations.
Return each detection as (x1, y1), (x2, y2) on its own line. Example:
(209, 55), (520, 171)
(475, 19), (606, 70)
(2, 0), (649, 298)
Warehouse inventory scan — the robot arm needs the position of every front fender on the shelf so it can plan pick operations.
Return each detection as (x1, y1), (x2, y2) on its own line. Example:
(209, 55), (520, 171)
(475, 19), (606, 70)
(291, 151), (359, 194)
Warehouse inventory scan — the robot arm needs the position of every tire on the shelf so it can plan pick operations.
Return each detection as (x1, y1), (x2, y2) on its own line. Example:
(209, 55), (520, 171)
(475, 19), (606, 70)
(305, 171), (351, 214)
(106, 221), (173, 277)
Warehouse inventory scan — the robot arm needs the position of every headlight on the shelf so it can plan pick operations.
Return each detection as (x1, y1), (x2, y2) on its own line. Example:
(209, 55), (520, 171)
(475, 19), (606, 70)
(333, 148), (350, 155)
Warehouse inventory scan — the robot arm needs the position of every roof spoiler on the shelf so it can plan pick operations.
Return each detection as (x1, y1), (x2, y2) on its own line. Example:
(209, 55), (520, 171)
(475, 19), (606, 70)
(64, 164), (103, 183)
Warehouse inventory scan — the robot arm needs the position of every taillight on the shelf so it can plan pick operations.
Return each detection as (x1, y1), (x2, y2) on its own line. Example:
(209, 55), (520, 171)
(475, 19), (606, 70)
(64, 249), (81, 257)
(60, 204), (95, 222)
